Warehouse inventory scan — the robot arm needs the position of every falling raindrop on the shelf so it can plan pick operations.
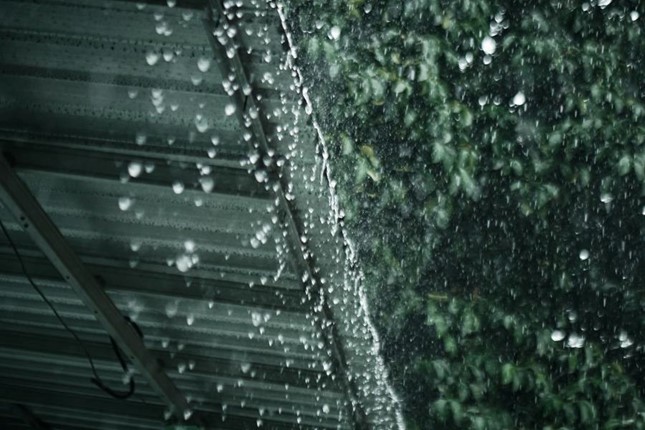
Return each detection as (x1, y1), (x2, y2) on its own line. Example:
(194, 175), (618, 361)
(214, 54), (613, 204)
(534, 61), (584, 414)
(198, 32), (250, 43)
(550, 330), (565, 341)
(251, 311), (262, 327)
(579, 249), (589, 261)
(199, 177), (215, 193)
(481, 36), (496, 55)
(512, 92), (526, 106)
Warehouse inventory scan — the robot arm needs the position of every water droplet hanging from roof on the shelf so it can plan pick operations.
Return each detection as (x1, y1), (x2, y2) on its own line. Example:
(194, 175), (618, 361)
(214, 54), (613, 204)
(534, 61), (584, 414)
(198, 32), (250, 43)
(145, 50), (159, 66)
(118, 197), (133, 211)
(135, 132), (147, 145)
(172, 180), (185, 194)
(199, 177), (215, 193)
(197, 56), (211, 72)
(128, 161), (142, 178)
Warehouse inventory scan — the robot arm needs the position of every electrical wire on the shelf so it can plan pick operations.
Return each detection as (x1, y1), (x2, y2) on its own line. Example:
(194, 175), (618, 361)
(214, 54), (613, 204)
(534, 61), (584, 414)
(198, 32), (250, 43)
(0, 218), (136, 400)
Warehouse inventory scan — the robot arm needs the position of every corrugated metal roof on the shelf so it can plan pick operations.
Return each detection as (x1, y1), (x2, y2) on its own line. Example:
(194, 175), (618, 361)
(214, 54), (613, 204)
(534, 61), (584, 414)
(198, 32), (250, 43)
(0, 0), (401, 428)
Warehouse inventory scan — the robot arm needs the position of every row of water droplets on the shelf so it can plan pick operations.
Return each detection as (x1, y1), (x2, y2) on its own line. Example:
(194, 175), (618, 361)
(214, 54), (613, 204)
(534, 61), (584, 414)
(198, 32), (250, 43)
(118, 0), (347, 427)
(276, 3), (408, 429)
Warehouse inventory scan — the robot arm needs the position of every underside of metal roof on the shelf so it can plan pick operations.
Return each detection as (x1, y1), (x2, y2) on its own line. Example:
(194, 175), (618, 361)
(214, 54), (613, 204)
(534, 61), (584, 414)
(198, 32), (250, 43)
(0, 0), (400, 429)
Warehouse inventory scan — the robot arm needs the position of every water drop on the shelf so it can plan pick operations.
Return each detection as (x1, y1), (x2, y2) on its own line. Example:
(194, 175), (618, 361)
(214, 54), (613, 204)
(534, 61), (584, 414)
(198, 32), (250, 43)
(176, 254), (192, 272)
(512, 92), (526, 106)
(184, 240), (196, 253)
(197, 56), (211, 72)
(162, 48), (174, 62)
(118, 197), (133, 211)
(194, 114), (209, 133)
(481, 36), (496, 55)
(135, 132), (147, 146)
(199, 177), (215, 193)
(165, 301), (178, 318)
(579, 249), (589, 261)
(225, 104), (236, 116)
(172, 180), (185, 194)
(130, 239), (142, 252)
(550, 330), (565, 342)
(128, 161), (142, 178)
(567, 333), (585, 348)
(145, 50), (159, 66)
(254, 170), (267, 183)
(251, 311), (262, 327)
(329, 26), (341, 40)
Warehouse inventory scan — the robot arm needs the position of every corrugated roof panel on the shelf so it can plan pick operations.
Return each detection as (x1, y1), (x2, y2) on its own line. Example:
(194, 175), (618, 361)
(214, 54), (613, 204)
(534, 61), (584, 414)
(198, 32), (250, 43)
(0, 0), (403, 428)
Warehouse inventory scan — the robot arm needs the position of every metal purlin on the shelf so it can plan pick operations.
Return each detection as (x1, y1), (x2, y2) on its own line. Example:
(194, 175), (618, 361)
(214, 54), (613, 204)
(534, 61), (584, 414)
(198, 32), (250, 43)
(202, 2), (370, 429)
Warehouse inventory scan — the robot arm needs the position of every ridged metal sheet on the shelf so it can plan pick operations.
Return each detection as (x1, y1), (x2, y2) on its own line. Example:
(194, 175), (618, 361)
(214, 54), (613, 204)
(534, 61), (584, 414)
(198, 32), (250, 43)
(0, 0), (401, 428)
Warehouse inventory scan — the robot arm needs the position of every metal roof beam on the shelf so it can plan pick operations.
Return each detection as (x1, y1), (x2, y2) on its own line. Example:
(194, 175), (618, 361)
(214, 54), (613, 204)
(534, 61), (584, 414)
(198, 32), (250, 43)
(0, 153), (193, 421)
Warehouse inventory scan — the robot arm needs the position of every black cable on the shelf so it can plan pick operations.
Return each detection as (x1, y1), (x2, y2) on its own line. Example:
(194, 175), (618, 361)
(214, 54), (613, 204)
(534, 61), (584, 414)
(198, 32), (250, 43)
(0, 218), (136, 400)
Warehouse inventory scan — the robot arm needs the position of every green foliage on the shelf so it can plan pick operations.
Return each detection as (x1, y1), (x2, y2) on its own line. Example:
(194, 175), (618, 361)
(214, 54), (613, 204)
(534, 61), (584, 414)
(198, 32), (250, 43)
(285, 0), (645, 428)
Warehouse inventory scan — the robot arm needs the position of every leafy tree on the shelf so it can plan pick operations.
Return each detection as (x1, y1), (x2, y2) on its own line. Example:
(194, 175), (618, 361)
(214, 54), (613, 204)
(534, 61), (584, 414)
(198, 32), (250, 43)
(284, 0), (645, 428)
